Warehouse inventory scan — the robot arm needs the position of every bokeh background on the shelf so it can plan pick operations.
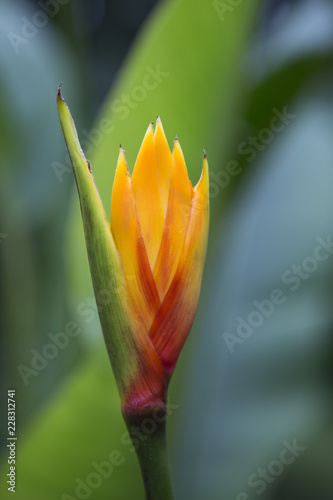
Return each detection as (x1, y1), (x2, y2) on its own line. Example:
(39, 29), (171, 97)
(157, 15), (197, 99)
(1, 0), (333, 499)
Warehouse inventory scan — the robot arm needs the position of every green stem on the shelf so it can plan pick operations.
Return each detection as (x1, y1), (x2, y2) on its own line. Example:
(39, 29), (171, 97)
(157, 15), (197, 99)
(127, 418), (174, 500)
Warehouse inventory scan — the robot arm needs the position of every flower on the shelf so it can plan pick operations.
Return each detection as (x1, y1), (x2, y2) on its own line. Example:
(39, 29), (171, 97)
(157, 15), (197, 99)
(57, 87), (209, 420)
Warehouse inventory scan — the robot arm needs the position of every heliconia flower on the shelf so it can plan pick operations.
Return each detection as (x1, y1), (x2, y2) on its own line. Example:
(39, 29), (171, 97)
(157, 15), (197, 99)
(57, 86), (209, 420)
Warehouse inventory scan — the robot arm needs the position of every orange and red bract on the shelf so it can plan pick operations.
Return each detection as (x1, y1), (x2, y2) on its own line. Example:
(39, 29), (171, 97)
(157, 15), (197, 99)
(111, 118), (209, 379)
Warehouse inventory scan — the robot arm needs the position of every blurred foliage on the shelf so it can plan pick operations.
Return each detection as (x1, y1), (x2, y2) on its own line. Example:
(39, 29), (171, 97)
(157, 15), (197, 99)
(2, 0), (333, 499)
(0, 0), (83, 430)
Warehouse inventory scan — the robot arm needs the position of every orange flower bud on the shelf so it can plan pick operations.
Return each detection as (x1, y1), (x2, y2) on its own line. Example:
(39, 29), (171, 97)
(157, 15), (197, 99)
(57, 87), (209, 418)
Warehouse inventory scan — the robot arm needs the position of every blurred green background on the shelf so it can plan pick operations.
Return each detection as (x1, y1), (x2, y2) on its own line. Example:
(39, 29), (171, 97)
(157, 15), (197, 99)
(1, 0), (333, 499)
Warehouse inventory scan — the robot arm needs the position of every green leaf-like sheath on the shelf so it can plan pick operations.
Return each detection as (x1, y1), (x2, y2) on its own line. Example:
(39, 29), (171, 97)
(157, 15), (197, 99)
(57, 87), (165, 416)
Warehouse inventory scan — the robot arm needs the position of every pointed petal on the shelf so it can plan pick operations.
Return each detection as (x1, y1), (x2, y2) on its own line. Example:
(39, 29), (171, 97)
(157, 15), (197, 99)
(57, 88), (165, 415)
(154, 117), (172, 216)
(131, 124), (165, 270)
(150, 155), (209, 376)
(153, 139), (192, 301)
(111, 148), (160, 329)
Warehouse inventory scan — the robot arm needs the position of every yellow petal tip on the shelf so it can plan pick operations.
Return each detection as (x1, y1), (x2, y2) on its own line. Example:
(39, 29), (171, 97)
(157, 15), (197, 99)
(154, 116), (171, 154)
(145, 122), (154, 137)
(171, 137), (188, 178)
(172, 135), (182, 155)
(193, 153), (209, 205)
(116, 146), (129, 175)
(154, 116), (164, 135)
